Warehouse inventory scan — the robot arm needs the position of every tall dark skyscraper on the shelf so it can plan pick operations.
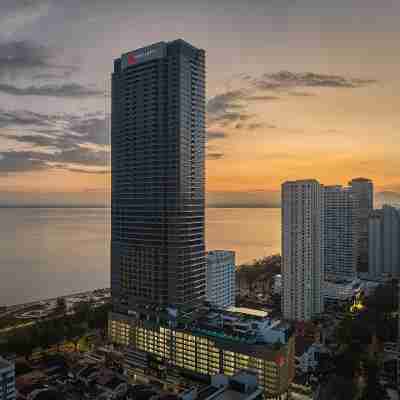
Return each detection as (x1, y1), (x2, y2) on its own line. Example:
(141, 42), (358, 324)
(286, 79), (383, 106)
(349, 178), (374, 273)
(111, 40), (206, 315)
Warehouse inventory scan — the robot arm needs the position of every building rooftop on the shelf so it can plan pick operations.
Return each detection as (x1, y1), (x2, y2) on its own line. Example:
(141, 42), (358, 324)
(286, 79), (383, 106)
(226, 307), (268, 318)
(103, 376), (125, 391)
(0, 356), (13, 370)
(196, 371), (263, 400)
(197, 386), (220, 400)
(295, 337), (314, 357)
(117, 302), (294, 354)
(214, 389), (253, 400)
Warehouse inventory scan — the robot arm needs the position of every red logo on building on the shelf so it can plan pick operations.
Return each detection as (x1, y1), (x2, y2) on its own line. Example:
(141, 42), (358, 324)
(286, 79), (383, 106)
(127, 53), (137, 65)
(275, 355), (285, 367)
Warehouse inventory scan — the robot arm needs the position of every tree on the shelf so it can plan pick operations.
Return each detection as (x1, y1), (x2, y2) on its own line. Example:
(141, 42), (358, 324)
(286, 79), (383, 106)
(362, 359), (381, 400)
(73, 301), (91, 324)
(88, 303), (112, 333)
(7, 331), (35, 360)
(56, 298), (67, 315)
(67, 323), (86, 352)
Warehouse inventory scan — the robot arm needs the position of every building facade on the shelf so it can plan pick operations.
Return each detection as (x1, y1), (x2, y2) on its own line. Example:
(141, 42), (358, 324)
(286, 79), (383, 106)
(323, 185), (356, 281)
(111, 39), (206, 314)
(272, 275), (282, 296)
(349, 178), (374, 274)
(323, 278), (362, 305)
(369, 205), (400, 277)
(109, 40), (295, 398)
(206, 250), (236, 309)
(110, 306), (295, 398)
(282, 180), (324, 321)
(0, 357), (16, 400)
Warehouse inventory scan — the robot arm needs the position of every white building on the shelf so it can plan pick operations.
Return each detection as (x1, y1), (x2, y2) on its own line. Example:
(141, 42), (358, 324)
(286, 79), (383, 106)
(206, 250), (236, 309)
(178, 371), (263, 400)
(282, 180), (324, 321)
(369, 205), (400, 278)
(323, 279), (362, 304)
(272, 274), (282, 295)
(0, 356), (16, 400)
(323, 185), (356, 281)
(295, 339), (324, 374)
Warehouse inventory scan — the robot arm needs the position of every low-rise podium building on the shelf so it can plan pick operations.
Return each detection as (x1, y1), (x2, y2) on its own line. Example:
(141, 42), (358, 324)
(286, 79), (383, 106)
(110, 305), (295, 398)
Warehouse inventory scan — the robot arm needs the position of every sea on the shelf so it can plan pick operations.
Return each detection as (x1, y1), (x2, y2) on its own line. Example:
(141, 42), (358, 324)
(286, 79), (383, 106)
(0, 207), (280, 306)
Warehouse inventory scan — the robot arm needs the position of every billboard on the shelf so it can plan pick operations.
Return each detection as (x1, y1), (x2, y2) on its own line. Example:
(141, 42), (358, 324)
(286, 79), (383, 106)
(121, 42), (166, 70)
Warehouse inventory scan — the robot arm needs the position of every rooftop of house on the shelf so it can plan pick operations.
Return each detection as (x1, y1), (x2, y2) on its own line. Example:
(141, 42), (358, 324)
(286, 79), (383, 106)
(196, 371), (262, 400)
(295, 337), (315, 357)
(77, 365), (100, 379)
(0, 356), (13, 370)
(212, 389), (255, 400)
(103, 376), (126, 391)
(34, 390), (65, 400)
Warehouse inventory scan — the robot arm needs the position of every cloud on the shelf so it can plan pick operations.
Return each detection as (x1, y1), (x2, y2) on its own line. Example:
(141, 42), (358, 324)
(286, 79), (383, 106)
(0, 83), (102, 97)
(288, 91), (316, 97)
(207, 152), (224, 160)
(69, 117), (109, 145)
(0, 146), (108, 174)
(0, 108), (108, 147)
(2, 134), (67, 148)
(206, 69), (377, 137)
(63, 167), (109, 174)
(206, 130), (227, 141)
(0, 40), (76, 78)
(0, 151), (50, 173)
(253, 71), (378, 91)
(207, 91), (248, 125)
(0, 109), (53, 128)
(246, 95), (280, 101)
(33, 71), (75, 80)
(234, 122), (276, 131)
(207, 89), (279, 126)
(0, 107), (110, 173)
(53, 147), (108, 166)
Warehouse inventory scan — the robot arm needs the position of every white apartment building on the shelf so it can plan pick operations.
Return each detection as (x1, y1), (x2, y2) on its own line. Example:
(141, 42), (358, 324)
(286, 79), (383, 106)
(295, 339), (325, 374)
(282, 180), (324, 322)
(206, 250), (236, 309)
(369, 205), (400, 278)
(323, 185), (356, 281)
(0, 357), (16, 400)
(323, 279), (362, 304)
(272, 274), (282, 295)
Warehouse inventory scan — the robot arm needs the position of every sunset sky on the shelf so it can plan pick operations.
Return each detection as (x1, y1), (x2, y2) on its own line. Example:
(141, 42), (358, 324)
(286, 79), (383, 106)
(0, 0), (399, 206)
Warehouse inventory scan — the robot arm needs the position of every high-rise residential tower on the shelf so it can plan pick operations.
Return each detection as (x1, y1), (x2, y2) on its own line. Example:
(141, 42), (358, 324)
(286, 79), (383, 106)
(323, 185), (356, 281)
(0, 357), (15, 400)
(109, 41), (296, 397)
(111, 40), (206, 315)
(282, 180), (324, 321)
(206, 250), (236, 309)
(349, 178), (374, 273)
(369, 205), (400, 277)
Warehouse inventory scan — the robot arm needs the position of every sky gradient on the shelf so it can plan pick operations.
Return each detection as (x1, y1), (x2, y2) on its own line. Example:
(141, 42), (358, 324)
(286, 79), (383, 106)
(0, 0), (399, 207)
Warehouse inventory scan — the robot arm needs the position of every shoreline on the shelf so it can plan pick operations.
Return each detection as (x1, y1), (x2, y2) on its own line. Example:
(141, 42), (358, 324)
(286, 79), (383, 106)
(3, 287), (110, 311)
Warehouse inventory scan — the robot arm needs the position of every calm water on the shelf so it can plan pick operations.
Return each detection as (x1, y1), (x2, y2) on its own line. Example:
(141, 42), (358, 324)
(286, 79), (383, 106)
(0, 208), (280, 306)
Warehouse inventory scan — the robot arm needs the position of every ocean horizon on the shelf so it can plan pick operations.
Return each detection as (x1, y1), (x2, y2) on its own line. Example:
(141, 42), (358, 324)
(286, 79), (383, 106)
(0, 207), (281, 306)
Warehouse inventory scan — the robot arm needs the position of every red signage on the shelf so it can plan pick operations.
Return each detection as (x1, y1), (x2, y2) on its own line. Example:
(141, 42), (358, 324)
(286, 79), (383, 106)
(275, 355), (285, 367)
(127, 53), (137, 65)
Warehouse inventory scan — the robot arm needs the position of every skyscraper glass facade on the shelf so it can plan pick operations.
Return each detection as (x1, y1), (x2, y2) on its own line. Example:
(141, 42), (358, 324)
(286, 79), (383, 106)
(111, 40), (206, 313)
